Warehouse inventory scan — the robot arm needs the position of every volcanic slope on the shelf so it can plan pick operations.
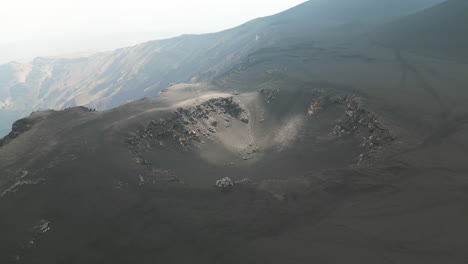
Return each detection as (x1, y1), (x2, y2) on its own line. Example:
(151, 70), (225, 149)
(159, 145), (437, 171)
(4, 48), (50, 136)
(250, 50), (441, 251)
(2, 0), (468, 263)
(0, 0), (445, 136)
(376, 0), (468, 61)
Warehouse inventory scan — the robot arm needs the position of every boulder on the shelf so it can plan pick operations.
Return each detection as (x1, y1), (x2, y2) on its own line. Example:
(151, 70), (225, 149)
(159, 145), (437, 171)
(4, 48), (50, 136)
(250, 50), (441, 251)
(215, 177), (234, 189)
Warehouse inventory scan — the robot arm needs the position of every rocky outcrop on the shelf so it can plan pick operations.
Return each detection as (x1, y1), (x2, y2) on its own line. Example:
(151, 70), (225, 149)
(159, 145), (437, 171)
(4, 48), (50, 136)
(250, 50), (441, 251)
(127, 97), (249, 152)
(259, 88), (280, 104)
(0, 117), (38, 147)
(307, 89), (327, 116)
(215, 177), (234, 190)
(307, 90), (394, 165)
(126, 97), (251, 180)
(329, 95), (394, 152)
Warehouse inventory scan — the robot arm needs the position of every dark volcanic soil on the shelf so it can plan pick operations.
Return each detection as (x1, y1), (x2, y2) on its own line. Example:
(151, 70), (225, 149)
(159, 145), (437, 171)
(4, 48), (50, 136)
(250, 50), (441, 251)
(1, 1), (468, 264)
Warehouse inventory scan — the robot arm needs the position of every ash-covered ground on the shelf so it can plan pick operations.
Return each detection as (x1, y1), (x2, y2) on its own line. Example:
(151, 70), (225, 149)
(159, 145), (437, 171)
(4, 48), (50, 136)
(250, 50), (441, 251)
(1, 1), (468, 263)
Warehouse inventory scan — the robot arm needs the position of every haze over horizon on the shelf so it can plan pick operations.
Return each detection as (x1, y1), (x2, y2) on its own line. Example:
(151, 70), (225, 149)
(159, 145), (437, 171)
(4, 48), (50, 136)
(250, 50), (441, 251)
(0, 0), (307, 64)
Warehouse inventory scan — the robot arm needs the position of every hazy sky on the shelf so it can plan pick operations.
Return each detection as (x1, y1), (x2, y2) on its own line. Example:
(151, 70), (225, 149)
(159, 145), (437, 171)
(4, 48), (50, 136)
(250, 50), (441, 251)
(0, 0), (307, 63)
(1, 0), (307, 43)
(0, 0), (448, 64)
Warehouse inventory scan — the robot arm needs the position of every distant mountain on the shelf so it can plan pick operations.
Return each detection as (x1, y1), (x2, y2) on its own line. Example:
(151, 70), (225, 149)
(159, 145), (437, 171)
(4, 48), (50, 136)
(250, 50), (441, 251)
(0, 32), (172, 65)
(0, 0), (445, 136)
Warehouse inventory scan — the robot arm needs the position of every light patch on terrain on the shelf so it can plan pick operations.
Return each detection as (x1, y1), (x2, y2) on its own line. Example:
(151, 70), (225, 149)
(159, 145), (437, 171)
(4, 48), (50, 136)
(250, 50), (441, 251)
(0, 170), (44, 197)
(73, 85), (114, 107)
(14, 63), (32, 83)
(172, 93), (234, 108)
(0, 97), (13, 109)
(144, 84), (159, 93)
(273, 115), (304, 151)
(198, 119), (253, 165)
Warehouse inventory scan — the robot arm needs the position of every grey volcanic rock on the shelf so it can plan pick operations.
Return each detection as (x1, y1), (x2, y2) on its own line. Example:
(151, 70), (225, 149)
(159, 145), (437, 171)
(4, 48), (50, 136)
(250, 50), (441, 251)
(126, 96), (248, 154)
(215, 177), (234, 189)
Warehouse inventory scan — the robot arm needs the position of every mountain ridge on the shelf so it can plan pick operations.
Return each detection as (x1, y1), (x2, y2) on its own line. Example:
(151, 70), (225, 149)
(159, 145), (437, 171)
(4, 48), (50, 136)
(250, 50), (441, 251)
(0, 0), (446, 136)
